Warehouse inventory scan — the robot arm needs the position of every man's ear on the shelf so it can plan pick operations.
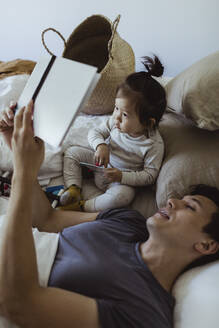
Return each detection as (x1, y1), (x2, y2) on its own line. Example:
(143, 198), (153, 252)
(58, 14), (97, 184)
(194, 240), (219, 255)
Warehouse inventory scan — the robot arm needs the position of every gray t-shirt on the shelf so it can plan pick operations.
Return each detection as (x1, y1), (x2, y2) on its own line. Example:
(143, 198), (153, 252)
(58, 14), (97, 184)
(48, 208), (174, 328)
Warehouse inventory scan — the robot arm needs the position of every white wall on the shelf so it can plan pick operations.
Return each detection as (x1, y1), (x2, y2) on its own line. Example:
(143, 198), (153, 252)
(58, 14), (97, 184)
(1, 0), (219, 76)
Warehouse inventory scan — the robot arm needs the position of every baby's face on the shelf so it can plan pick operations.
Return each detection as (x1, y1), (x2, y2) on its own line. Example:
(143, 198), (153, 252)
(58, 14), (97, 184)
(113, 97), (146, 137)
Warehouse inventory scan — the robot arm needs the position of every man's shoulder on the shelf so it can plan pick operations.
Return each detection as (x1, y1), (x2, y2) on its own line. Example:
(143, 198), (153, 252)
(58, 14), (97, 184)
(97, 208), (146, 222)
(96, 208), (148, 241)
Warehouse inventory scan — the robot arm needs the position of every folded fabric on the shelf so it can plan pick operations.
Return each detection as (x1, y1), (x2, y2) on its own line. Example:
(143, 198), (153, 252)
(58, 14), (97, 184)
(0, 59), (36, 80)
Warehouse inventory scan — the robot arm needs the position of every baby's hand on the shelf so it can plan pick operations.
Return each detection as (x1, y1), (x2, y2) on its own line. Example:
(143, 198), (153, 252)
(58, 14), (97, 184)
(95, 143), (109, 168)
(104, 168), (122, 183)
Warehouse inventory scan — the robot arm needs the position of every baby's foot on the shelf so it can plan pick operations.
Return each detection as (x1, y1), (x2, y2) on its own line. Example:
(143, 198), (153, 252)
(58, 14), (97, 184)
(59, 184), (81, 206)
(57, 200), (85, 211)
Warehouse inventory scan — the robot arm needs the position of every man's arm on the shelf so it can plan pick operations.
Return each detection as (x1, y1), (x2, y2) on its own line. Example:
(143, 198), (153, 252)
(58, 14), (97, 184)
(0, 102), (100, 328)
(0, 171), (100, 328)
(32, 180), (98, 233)
(0, 102), (98, 233)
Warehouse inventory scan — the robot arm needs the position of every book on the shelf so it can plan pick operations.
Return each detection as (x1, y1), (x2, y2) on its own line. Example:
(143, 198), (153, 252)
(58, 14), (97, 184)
(79, 161), (105, 172)
(79, 162), (133, 173)
(17, 56), (100, 148)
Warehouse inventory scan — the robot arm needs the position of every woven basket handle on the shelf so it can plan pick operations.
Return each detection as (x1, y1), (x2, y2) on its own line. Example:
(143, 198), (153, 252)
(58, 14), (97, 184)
(41, 28), (67, 56)
(108, 14), (121, 59)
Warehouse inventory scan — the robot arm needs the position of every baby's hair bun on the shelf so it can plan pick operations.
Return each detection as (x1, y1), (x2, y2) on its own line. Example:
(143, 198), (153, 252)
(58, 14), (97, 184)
(142, 55), (164, 77)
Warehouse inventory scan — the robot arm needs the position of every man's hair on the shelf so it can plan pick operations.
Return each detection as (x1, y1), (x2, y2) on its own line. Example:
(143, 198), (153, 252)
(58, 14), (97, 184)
(184, 184), (219, 271)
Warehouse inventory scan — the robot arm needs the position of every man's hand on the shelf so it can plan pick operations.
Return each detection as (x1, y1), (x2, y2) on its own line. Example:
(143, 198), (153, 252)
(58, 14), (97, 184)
(95, 143), (109, 168)
(12, 100), (44, 181)
(0, 101), (16, 148)
(104, 167), (122, 183)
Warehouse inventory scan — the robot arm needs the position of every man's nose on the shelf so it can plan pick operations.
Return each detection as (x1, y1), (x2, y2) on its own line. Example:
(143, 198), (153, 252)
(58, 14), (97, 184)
(167, 198), (180, 209)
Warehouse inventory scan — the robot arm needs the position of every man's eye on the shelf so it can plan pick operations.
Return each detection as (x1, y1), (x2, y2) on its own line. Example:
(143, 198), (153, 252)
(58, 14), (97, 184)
(186, 204), (195, 211)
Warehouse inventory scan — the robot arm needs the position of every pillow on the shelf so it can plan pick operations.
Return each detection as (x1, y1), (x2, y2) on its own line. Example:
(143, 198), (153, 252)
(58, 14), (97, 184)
(172, 261), (219, 328)
(165, 51), (219, 131)
(0, 74), (30, 111)
(156, 112), (219, 207)
(131, 185), (158, 219)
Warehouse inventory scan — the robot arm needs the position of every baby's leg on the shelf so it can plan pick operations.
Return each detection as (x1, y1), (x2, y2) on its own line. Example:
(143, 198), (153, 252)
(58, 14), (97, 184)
(63, 146), (95, 188)
(84, 184), (136, 212)
(60, 146), (95, 207)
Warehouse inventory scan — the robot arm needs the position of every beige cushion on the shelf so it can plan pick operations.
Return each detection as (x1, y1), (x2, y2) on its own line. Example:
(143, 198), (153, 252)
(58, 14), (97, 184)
(131, 186), (158, 219)
(166, 51), (219, 131)
(156, 112), (219, 207)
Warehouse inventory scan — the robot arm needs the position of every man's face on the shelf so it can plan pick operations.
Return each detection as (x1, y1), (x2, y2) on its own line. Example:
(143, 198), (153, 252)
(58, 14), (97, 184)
(147, 194), (218, 249)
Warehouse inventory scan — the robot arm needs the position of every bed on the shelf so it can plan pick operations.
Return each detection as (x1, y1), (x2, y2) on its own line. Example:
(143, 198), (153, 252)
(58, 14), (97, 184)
(0, 49), (219, 328)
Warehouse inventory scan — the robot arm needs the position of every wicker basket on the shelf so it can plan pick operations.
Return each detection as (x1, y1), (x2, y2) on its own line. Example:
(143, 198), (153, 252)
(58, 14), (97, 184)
(42, 14), (135, 114)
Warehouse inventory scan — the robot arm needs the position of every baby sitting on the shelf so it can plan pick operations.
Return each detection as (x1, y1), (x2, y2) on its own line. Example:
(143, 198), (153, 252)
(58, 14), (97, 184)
(59, 55), (166, 212)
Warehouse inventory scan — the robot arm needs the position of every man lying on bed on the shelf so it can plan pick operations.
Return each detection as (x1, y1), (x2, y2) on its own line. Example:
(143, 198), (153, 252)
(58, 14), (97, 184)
(0, 100), (219, 328)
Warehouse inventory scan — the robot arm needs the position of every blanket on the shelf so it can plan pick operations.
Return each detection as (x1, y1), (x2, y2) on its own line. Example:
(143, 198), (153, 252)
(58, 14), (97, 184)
(0, 215), (59, 327)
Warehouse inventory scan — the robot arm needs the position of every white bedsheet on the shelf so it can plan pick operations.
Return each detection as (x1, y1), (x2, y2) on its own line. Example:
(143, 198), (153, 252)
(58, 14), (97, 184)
(0, 215), (59, 327)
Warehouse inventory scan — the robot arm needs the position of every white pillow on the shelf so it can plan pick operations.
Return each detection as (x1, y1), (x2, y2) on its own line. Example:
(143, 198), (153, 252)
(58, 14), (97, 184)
(0, 74), (30, 110)
(172, 261), (219, 328)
